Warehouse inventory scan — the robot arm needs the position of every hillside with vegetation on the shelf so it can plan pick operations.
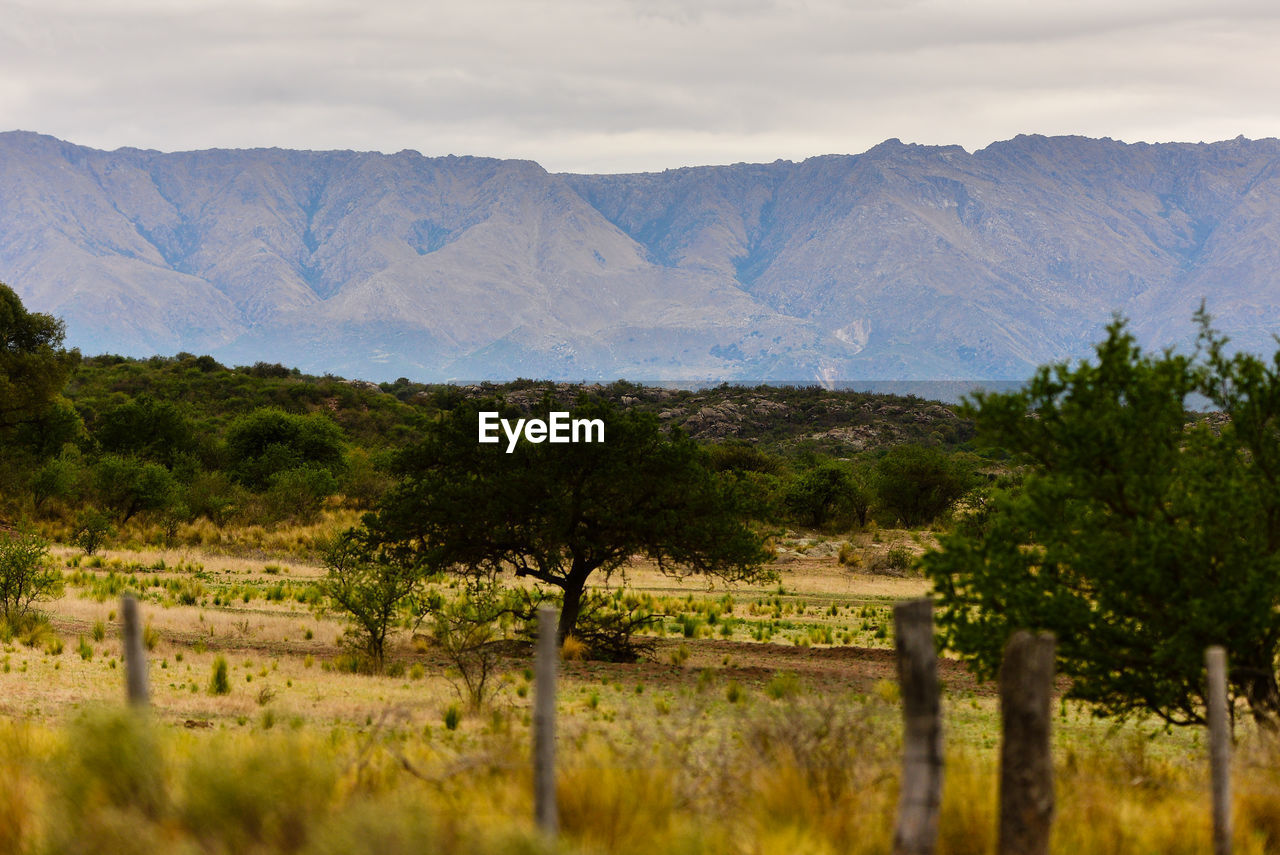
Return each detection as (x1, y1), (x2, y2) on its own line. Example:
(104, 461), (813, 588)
(1, 346), (983, 558)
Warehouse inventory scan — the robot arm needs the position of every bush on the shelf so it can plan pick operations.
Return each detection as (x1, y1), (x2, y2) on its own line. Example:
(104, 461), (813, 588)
(875, 444), (977, 526)
(927, 314), (1280, 725)
(563, 590), (662, 662)
(225, 408), (346, 490)
(320, 531), (423, 672)
(92, 455), (178, 523)
(72, 509), (115, 556)
(0, 529), (62, 623)
(261, 466), (338, 524)
(182, 470), (244, 527)
(29, 454), (80, 513)
(432, 575), (520, 710)
(764, 671), (803, 700)
(784, 461), (870, 529)
(209, 656), (230, 695)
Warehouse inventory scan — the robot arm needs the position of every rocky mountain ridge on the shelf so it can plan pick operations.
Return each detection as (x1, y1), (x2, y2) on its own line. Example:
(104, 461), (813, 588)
(4, 131), (1280, 382)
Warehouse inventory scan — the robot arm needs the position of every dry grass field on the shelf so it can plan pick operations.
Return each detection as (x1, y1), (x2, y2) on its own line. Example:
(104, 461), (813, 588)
(2, 532), (1279, 854)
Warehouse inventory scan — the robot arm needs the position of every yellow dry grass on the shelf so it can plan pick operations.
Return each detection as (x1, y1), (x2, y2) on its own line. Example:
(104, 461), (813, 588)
(1, 541), (1277, 854)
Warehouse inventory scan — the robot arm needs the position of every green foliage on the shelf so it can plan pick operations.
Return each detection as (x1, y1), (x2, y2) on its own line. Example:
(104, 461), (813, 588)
(55, 709), (167, 824)
(367, 395), (772, 641)
(565, 590), (662, 662)
(71, 508), (115, 556)
(340, 447), (394, 509)
(925, 314), (1280, 726)
(763, 670), (803, 700)
(707, 441), (785, 476)
(875, 444), (977, 526)
(261, 465), (338, 524)
(29, 453), (82, 512)
(0, 528), (62, 623)
(92, 454), (178, 523)
(182, 469), (244, 527)
(10, 397), (84, 460)
(881, 545), (915, 573)
(209, 655), (231, 695)
(94, 394), (197, 466)
(432, 573), (523, 709)
(784, 461), (872, 528)
(320, 531), (422, 671)
(225, 407), (347, 490)
(0, 282), (79, 435)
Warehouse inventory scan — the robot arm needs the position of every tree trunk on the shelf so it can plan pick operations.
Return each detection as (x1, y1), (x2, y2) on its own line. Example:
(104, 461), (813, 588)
(557, 580), (585, 643)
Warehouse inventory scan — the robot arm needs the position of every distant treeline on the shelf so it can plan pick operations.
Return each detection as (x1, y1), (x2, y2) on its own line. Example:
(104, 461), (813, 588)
(0, 352), (989, 553)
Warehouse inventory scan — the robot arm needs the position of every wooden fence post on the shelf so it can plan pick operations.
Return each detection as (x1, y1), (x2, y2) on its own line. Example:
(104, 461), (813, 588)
(1206, 646), (1232, 855)
(534, 605), (559, 838)
(998, 631), (1056, 855)
(893, 598), (943, 855)
(121, 594), (149, 707)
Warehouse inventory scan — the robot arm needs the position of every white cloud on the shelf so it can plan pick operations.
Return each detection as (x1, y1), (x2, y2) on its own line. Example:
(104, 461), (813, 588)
(2, 0), (1279, 171)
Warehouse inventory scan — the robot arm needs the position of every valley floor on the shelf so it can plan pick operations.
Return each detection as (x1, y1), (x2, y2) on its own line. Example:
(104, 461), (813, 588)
(0, 542), (1273, 854)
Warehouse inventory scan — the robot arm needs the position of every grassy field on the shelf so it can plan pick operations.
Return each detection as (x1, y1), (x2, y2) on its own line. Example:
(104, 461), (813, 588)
(2, 534), (1278, 854)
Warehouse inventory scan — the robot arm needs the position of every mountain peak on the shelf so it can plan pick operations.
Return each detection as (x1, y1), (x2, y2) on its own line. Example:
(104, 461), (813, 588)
(5, 132), (1280, 383)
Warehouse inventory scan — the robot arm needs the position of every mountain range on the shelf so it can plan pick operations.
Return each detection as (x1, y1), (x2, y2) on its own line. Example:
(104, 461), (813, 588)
(3, 130), (1280, 383)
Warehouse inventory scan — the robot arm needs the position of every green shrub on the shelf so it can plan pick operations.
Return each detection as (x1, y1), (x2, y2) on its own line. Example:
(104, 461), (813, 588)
(0, 529), (62, 622)
(209, 656), (230, 695)
(875, 444), (977, 527)
(883, 546), (915, 573)
(764, 671), (802, 700)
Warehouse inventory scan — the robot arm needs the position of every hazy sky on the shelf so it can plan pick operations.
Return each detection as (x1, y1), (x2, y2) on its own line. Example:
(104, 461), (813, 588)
(5, 0), (1280, 173)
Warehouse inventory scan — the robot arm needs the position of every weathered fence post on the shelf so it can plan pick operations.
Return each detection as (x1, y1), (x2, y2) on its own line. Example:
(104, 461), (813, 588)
(1206, 645), (1232, 855)
(893, 598), (943, 855)
(121, 593), (149, 707)
(534, 605), (559, 838)
(998, 631), (1056, 855)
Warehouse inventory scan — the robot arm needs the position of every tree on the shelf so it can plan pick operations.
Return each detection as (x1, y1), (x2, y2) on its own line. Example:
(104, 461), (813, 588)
(875, 444), (976, 526)
(0, 283), (79, 431)
(431, 571), (529, 709)
(924, 314), (1280, 727)
(0, 529), (62, 624)
(366, 396), (771, 642)
(94, 395), (196, 467)
(93, 454), (178, 523)
(784, 461), (872, 528)
(319, 530), (423, 671)
(224, 407), (346, 490)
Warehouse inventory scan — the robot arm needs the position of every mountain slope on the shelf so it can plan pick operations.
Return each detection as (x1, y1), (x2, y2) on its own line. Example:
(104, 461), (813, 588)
(4, 131), (1280, 382)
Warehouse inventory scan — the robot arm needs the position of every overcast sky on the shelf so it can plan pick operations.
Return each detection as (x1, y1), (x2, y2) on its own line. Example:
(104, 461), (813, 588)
(5, 0), (1280, 174)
